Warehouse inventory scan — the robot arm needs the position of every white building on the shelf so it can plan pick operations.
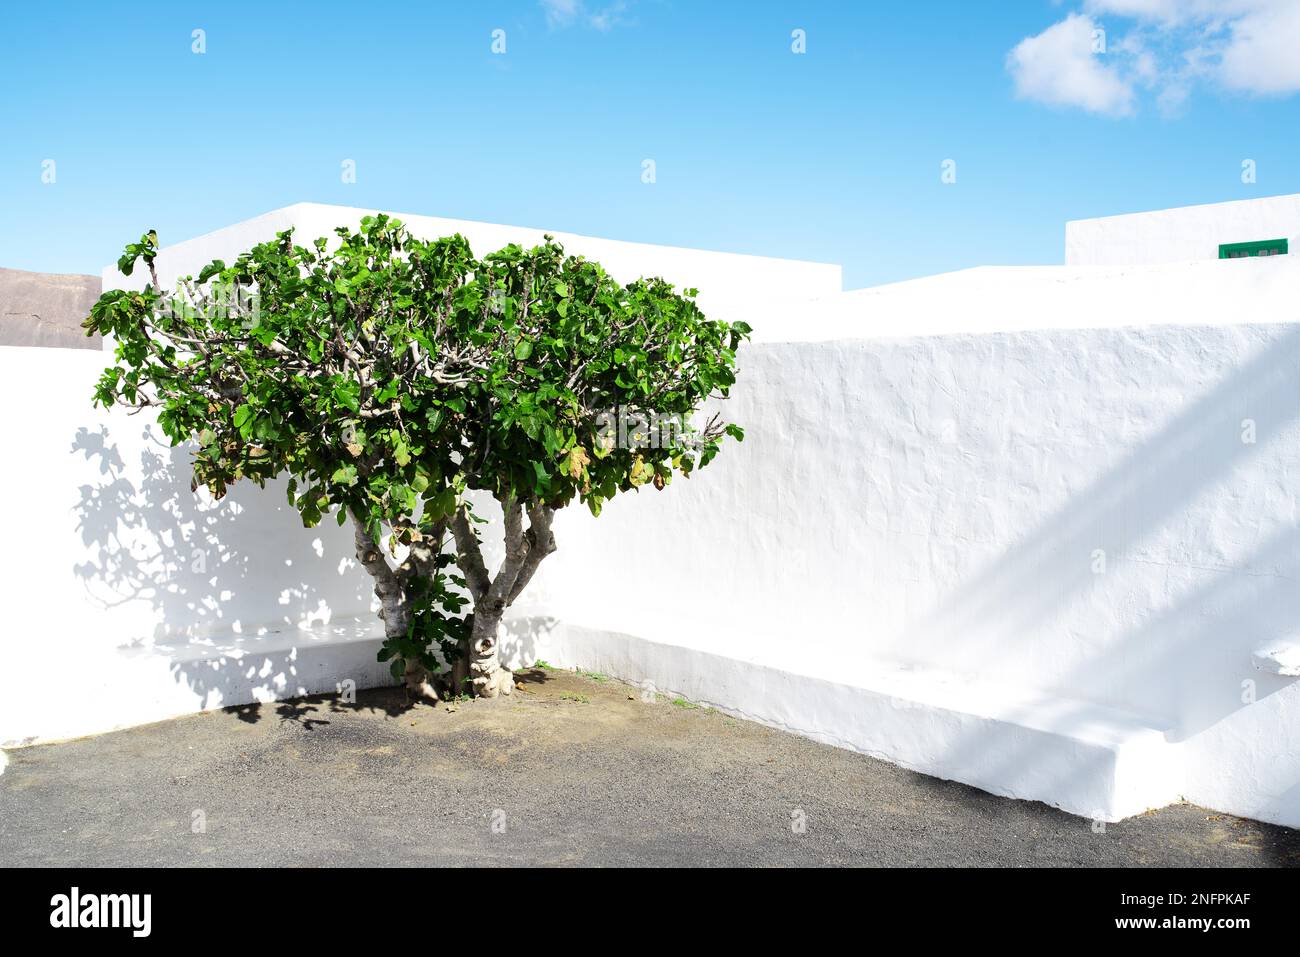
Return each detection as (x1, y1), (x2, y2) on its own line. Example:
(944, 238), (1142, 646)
(2, 196), (1298, 829)
(1067, 193), (1299, 266)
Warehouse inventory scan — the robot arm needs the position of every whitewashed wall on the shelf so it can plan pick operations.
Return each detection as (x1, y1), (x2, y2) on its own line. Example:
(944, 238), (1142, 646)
(0, 346), (385, 743)
(1067, 192), (1300, 266)
(745, 254), (1300, 341)
(540, 322), (1300, 827)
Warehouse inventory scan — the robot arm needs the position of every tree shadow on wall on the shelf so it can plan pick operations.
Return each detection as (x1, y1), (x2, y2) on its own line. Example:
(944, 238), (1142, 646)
(70, 422), (376, 711)
(70, 424), (561, 717)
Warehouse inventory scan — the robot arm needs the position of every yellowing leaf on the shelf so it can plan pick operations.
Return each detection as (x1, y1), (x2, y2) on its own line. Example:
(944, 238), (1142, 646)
(564, 446), (591, 480)
(629, 456), (652, 488)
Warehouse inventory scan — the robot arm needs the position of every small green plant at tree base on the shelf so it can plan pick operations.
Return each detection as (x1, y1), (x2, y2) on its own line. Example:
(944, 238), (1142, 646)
(576, 668), (608, 682)
(83, 216), (750, 702)
(671, 697), (697, 709)
(559, 692), (590, 704)
(532, 660), (556, 671)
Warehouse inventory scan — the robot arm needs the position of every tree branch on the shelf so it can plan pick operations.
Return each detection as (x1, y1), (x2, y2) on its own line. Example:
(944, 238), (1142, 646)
(506, 503), (557, 606)
(484, 494), (527, 610)
(349, 509), (408, 636)
(450, 505), (490, 602)
(396, 517), (449, 584)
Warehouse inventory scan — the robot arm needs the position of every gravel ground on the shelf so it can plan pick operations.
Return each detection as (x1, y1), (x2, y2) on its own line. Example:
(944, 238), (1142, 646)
(2, 667), (1297, 867)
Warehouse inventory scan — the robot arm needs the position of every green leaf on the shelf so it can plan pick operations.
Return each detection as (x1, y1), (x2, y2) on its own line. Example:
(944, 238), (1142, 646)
(197, 260), (227, 283)
(514, 339), (534, 361)
(426, 486), (456, 520)
(232, 405), (255, 438)
(392, 437), (411, 467)
(532, 460), (550, 493)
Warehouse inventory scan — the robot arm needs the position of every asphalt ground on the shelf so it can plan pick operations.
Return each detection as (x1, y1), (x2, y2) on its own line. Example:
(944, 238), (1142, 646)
(2, 667), (1297, 867)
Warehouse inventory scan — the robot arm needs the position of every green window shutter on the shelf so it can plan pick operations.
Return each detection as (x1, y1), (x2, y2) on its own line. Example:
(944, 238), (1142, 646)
(1219, 238), (1289, 259)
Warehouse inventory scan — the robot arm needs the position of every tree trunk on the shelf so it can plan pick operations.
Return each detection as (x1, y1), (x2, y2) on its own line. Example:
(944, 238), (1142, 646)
(351, 510), (439, 703)
(402, 659), (439, 702)
(449, 498), (556, 699)
(468, 604), (513, 698)
(447, 646), (469, 699)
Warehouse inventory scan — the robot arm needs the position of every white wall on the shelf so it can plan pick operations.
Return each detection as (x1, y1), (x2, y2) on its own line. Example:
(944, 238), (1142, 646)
(744, 255), (1300, 341)
(0, 346), (387, 744)
(542, 253), (1300, 826)
(1067, 193), (1300, 266)
(538, 319), (1300, 825)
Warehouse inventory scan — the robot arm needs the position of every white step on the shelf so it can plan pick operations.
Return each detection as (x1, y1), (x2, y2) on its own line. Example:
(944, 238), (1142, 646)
(1, 616), (392, 746)
(537, 622), (1184, 822)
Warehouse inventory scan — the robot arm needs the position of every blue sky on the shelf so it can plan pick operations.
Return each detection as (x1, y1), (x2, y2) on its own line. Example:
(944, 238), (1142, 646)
(1, 0), (1298, 290)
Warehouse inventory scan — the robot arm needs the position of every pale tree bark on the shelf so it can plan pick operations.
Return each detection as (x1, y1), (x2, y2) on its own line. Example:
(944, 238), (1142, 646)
(450, 497), (557, 698)
(350, 510), (441, 702)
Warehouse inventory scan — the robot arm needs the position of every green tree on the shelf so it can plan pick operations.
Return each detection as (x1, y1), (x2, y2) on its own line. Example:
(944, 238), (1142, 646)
(84, 216), (749, 699)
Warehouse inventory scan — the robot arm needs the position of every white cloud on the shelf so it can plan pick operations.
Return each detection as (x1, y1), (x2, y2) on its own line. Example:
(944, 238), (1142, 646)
(1007, 14), (1136, 115)
(1009, 1), (1300, 115)
(541, 0), (581, 27)
(1216, 1), (1300, 94)
(540, 0), (629, 32)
